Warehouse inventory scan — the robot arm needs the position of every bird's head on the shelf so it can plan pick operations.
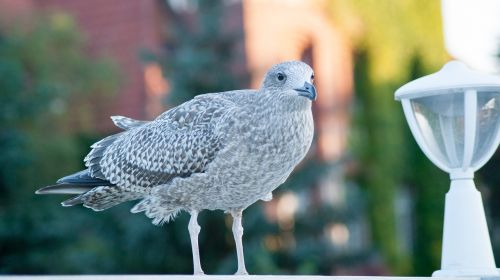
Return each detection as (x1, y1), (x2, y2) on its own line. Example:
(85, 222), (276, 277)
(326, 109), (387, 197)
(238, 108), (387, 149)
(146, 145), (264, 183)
(261, 61), (316, 102)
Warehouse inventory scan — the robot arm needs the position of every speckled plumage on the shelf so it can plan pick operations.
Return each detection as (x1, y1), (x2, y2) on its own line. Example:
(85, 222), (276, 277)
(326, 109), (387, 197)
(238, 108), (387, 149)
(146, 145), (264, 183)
(36, 61), (316, 275)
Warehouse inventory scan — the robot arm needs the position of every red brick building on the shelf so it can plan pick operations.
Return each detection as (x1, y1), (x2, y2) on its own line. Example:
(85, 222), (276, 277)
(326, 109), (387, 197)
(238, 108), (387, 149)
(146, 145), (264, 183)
(0, 0), (166, 131)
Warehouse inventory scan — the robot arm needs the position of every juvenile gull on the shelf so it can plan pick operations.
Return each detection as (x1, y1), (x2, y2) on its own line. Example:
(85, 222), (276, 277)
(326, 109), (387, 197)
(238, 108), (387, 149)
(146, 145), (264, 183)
(36, 60), (316, 275)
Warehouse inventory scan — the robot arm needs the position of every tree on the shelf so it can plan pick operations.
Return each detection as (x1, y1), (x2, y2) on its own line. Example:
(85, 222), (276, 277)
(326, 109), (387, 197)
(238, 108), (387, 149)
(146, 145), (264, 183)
(0, 11), (119, 273)
(327, 0), (449, 275)
(158, 1), (247, 106)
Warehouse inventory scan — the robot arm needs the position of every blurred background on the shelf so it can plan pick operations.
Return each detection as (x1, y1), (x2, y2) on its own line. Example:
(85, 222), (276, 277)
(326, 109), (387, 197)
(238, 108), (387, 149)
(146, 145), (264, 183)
(0, 0), (499, 276)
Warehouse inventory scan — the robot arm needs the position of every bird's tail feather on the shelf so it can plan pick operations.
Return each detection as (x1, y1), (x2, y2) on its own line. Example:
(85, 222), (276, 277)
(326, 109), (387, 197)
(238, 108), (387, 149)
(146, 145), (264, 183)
(36, 169), (141, 211)
(56, 169), (112, 186)
(36, 184), (94, 195)
(36, 169), (113, 195)
(62, 186), (143, 211)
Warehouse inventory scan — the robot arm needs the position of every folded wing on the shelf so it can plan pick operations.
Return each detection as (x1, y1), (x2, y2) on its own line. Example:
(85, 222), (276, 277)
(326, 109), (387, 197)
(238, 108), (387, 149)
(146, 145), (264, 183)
(92, 94), (237, 194)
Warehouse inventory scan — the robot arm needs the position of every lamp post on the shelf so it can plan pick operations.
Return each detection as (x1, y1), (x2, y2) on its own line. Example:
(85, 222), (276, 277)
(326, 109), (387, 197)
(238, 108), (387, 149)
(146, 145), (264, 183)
(395, 61), (500, 276)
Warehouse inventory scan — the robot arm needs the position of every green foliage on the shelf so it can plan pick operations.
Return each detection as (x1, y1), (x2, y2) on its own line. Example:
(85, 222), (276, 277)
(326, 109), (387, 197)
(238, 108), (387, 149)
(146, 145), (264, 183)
(158, 1), (247, 105)
(352, 51), (409, 274)
(328, 0), (447, 84)
(328, 0), (449, 275)
(0, 12), (119, 273)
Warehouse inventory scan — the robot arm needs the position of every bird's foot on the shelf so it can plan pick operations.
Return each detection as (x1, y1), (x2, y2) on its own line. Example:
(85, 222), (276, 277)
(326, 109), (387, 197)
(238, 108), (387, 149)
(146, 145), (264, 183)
(193, 270), (205, 275)
(234, 269), (248, 275)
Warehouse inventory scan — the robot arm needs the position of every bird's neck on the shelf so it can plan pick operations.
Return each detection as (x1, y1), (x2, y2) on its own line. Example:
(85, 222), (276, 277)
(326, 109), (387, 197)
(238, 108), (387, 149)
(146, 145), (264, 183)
(255, 92), (312, 115)
(285, 97), (312, 112)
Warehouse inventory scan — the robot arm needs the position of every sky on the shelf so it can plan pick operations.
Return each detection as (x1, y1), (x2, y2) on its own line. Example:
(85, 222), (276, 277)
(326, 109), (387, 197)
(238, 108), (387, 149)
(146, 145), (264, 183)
(442, 0), (500, 73)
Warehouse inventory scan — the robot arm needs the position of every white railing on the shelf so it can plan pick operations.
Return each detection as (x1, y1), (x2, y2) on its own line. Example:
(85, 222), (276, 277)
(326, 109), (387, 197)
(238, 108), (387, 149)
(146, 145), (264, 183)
(0, 275), (489, 280)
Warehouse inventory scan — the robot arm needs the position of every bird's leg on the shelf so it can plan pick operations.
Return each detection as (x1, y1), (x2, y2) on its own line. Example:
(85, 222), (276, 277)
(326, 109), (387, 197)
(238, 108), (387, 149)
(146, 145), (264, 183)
(188, 210), (204, 275)
(231, 209), (248, 275)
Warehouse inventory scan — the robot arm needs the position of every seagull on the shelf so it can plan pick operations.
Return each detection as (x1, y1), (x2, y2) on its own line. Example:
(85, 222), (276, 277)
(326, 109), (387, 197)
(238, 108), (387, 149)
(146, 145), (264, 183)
(36, 61), (316, 275)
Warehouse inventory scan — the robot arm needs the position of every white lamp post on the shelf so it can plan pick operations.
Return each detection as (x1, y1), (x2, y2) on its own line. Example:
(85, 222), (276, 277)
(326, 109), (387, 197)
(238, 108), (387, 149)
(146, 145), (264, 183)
(395, 60), (500, 277)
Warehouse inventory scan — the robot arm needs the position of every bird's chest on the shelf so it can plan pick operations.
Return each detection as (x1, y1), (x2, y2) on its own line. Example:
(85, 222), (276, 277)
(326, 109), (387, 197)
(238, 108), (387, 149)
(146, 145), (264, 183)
(193, 109), (313, 210)
(246, 112), (313, 163)
(227, 110), (314, 185)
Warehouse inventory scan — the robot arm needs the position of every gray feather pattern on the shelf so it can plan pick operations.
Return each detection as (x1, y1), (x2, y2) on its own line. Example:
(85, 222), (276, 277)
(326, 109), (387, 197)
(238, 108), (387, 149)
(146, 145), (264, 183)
(86, 134), (122, 179)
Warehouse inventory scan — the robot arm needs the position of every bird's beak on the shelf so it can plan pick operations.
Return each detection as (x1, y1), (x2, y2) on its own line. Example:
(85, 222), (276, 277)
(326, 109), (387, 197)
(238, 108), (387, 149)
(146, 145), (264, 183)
(294, 82), (317, 101)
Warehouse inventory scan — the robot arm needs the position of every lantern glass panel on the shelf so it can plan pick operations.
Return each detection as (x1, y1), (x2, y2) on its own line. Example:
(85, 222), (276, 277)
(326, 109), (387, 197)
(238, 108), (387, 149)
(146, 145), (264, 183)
(472, 91), (500, 168)
(410, 92), (465, 169)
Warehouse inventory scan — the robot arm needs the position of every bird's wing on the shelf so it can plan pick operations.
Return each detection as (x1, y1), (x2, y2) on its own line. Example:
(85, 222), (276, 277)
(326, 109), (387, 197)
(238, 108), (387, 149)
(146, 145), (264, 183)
(86, 94), (239, 193)
(83, 116), (149, 179)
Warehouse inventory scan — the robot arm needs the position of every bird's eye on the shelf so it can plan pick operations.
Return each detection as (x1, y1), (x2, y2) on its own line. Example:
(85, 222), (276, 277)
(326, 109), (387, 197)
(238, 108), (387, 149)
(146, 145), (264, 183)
(311, 73), (315, 83)
(277, 73), (286, 82)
